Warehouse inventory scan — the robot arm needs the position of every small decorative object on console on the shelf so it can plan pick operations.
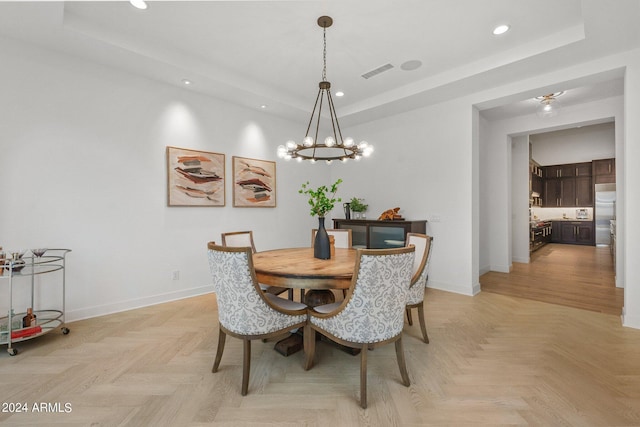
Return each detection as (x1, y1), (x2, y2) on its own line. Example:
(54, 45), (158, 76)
(378, 207), (403, 221)
(349, 197), (368, 219)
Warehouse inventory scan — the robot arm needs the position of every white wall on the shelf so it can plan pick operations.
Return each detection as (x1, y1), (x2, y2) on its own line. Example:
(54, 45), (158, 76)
(0, 38), (327, 321)
(511, 136), (530, 263)
(336, 100), (479, 296)
(531, 122), (615, 165)
(479, 115), (491, 275)
(623, 54), (640, 328)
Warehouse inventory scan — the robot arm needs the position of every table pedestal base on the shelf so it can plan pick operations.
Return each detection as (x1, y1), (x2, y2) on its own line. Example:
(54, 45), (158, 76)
(274, 289), (359, 357)
(274, 332), (303, 356)
(304, 289), (336, 306)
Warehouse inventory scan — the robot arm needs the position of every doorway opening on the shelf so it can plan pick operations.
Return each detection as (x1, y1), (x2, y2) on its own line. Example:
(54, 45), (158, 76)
(482, 123), (621, 315)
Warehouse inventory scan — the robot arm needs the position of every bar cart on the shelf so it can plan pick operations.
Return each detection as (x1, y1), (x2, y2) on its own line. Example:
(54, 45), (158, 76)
(1, 249), (71, 356)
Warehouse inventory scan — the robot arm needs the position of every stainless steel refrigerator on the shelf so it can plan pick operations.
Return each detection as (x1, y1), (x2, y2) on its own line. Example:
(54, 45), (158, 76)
(595, 183), (616, 246)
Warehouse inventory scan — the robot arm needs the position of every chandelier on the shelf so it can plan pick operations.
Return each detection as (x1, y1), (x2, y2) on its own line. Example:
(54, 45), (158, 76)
(277, 16), (373, 164)
(535, 91), (565, 118)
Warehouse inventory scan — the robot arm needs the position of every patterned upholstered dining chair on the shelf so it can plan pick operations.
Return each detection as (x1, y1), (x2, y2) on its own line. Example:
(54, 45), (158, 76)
(405, 233), (434, 344)
(221, 230), (292, 299)
(207, 242), (307, 396)
(303, 246), (415, 409)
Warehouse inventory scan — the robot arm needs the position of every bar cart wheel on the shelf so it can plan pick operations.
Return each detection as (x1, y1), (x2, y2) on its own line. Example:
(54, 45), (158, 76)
(62, 327), (70, 335)
(7, 348), (18, 356)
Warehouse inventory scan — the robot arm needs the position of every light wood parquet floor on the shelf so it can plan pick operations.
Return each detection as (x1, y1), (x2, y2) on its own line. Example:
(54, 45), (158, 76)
(480, 243), (623, 315)
(2, 282), (639, 425)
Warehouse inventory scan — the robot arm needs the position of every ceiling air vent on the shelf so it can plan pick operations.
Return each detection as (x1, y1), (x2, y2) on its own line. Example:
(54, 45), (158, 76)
(361, 63), (394, 79)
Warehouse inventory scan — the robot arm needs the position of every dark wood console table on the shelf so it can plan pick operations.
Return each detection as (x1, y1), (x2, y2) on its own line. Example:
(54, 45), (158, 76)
(333, 219), (427, 249)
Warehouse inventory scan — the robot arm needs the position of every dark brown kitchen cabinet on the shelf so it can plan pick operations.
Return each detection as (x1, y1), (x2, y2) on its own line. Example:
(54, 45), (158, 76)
(560, 178), (575, 207)
(542, 162), (593, 207)
(544, 164), (575, 178)
(543, 165), (560, 179)
(552, 221), (594, 245)
(544, 179), (561, 207)
(544, 162), (591, 178)
(542, 177), (593, 208)
(593, 158), (615, 184)
(530, 168), (544, 206)
(575, 176), (593, 206)
(551, 223), (561, 243)
(575, 162), (592, 176)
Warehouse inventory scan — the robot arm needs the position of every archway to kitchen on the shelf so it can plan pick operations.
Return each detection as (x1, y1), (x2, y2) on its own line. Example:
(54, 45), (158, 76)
(477, 76), (625, 316)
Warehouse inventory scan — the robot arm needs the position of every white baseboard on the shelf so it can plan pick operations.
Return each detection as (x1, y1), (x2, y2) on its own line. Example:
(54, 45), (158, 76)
(65, 284), (215, 322)
(622, 307), (640, 330)
(490, 264), (511, 273)
(427, 280), (476, 296)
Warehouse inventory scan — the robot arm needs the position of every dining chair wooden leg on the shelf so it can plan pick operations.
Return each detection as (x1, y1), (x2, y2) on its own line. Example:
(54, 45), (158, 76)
(360, 343), (368, 409)
(212, 328), (226, 373)
(394, 336), (411, 387)
(303, 325), (315, 370)
(241, 339), (251, 396)
(417, 303), (429, 343)
(406, 307), (413, 326)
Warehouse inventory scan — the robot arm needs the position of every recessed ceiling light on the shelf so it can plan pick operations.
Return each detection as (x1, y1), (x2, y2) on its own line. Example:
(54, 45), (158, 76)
(400, 60), (422, 71)
(181, 79), (192, 86)
(260, 104), (268, 109)
(335, 91), (344, 97)
(129, 0), (148, 10)
(492, 24), (510, 35)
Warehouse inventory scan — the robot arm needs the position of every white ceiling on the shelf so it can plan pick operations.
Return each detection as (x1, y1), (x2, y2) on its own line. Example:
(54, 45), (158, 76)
(0, 0), (638, 125)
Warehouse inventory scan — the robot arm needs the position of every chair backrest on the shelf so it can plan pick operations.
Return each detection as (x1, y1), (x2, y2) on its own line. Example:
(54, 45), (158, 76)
(406, 233), (433, 285)
(221, 231), (256, 253)
(314, 246), (415, 343)
(311, 228), (352, 248)
(207, 242), (290, 335)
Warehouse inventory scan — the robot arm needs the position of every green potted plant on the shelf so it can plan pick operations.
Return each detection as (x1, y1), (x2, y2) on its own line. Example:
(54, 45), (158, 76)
(349, 197), (368, 219)
(299, 178), (342, 259)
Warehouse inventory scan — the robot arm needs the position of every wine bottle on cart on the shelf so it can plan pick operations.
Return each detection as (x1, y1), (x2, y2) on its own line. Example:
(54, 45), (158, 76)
(22, 308), (37, 328)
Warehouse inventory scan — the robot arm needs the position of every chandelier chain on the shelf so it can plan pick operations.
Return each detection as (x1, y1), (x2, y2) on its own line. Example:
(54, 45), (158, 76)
(322, 27), (327, 82)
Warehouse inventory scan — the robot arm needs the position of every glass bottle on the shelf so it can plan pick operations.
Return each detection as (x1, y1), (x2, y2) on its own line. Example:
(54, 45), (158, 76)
(22, 308), (37, 328)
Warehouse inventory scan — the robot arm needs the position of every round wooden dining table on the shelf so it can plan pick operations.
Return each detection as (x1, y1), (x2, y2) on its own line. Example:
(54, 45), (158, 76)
(253, 247), (358, 356)
(253, 247), (357, 293)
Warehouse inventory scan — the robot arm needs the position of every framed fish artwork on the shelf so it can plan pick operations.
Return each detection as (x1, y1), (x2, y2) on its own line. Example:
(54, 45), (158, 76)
(166, 146), (225, 206)
(232, 156), (276, 207)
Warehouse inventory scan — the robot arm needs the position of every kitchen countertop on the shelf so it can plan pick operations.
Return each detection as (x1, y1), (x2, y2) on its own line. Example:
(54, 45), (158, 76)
(549, 218), (593, 221)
